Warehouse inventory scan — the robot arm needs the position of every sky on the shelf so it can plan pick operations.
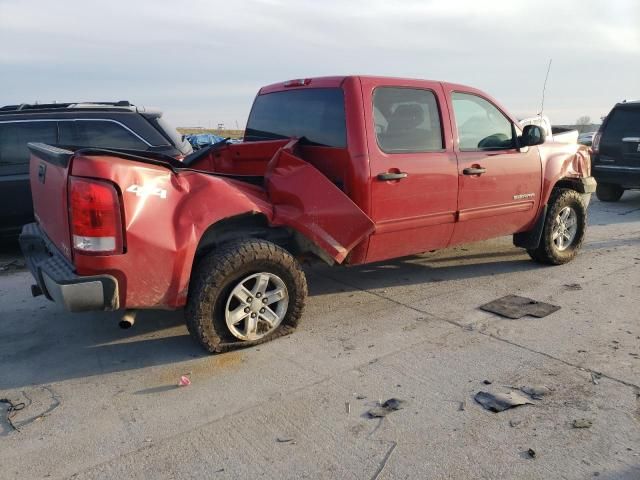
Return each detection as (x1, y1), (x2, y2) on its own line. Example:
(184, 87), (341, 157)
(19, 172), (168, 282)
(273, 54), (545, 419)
(1, 0), (638, 128)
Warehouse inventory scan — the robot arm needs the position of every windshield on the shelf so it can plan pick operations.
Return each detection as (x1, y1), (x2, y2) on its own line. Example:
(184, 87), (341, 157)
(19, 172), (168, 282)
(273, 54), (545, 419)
(152, 115), (193, 155)
(245, 88), (346, 147)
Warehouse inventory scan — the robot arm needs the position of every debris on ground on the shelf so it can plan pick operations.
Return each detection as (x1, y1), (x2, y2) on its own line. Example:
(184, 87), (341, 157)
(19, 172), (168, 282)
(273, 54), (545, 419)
(0, 398), (26, 431)
(573, 418), (593, 429)
(458, 400), (466, 411)
(178, 375), (191, 387)
(480, 295), (560, 319)
(345, 402), (351, 414)
(483, 380), (492, 385)
(590, 372), (602, 385)
(276, 437), (296, 444)
(474, 391), (533, 412)
(527, 448), (536, 459)
(520, 385), (552, 400)
(0, 259), (25, 273)
(367, 398), (405, 418)
(563, 283), (583, 291)
(509, 419), (522, 428)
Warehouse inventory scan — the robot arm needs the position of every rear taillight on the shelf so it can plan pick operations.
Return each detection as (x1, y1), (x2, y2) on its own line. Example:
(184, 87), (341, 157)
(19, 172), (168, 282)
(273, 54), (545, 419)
(69, 177), (123, 254)
(592, 131), (602, 153)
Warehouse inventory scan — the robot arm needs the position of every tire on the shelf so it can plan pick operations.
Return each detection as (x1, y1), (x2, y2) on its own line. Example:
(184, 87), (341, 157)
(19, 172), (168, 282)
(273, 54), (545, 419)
(527, 189), (587, 265)
(595, 183), (624, 202)
(185, 239), (307, 353)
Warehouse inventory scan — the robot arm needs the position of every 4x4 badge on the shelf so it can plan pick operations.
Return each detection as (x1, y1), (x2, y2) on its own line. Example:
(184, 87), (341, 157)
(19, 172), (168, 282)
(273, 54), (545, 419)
(126, 184), (167, 199)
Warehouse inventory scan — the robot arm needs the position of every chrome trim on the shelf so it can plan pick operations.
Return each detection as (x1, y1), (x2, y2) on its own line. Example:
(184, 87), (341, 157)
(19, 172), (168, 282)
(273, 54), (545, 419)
(0, 118), (154, 146)
(594, 165), (640, 171)
(622, 137), (640, 142)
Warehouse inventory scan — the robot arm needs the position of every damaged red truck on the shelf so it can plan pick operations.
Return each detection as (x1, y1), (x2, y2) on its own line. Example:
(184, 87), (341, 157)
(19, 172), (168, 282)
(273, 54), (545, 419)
(20, 76), (596, 352)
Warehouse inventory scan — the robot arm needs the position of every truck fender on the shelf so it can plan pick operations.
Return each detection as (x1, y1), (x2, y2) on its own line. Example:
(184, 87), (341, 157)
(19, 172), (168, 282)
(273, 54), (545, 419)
(539, 143), (593, 206)
(264, 139), (375, 264)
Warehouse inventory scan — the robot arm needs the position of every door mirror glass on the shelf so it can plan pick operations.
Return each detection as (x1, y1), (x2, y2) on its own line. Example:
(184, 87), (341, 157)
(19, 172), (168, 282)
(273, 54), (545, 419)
(520, 124), (546, 147)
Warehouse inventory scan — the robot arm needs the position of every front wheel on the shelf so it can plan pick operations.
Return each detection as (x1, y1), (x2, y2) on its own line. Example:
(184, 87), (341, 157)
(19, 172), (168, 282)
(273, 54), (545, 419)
(595, 183), (624, 202)
(186, 239), (308, 353)
(527, 189), (587, 265)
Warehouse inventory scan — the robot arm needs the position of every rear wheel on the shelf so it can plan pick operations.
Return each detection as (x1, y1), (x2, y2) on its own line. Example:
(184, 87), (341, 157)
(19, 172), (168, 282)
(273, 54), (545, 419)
(186, 239), (307, 353)
(595, 183), (624, 202)
(527, 189), (587, 265)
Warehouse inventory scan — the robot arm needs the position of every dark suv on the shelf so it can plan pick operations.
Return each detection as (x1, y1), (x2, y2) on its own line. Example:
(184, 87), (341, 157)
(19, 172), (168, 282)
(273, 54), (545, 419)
(0, 101), (192, 236)
(592, 101), (640, 202)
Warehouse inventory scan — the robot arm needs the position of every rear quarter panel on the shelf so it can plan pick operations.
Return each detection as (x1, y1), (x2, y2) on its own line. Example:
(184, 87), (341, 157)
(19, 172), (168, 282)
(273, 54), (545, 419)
(71, 154), (273, 308)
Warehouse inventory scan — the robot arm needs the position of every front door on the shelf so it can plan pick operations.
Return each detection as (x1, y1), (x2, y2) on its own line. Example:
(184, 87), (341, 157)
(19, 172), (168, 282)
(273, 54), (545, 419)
(445, 90), (542, 245)
(363, 79), (459, 263)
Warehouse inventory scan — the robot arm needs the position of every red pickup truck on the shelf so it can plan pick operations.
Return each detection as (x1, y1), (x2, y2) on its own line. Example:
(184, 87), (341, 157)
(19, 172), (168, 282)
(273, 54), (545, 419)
(20, 76), (596, 352)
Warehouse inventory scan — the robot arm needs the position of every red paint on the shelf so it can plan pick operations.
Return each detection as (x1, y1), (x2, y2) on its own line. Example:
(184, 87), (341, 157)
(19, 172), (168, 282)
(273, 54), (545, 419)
(29, 76), (592, 310)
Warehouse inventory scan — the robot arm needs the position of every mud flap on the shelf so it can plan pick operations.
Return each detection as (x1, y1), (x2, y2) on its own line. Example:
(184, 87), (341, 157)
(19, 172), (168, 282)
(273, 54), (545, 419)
(264, 140), (375, 263)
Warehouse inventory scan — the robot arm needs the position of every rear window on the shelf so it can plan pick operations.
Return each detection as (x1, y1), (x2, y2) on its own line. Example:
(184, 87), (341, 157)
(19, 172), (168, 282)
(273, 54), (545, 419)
(0, 121), (57, 167)
(603, 107), (640, 143)
(245, 88), (346, 148)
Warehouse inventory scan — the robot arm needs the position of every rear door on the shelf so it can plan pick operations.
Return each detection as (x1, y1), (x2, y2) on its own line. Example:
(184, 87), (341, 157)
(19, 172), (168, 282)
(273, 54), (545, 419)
(363, 79), (459, 262)
(445, 89), (541, 245)
(598, 106), (640, 170)
(0, 120), (58, 230)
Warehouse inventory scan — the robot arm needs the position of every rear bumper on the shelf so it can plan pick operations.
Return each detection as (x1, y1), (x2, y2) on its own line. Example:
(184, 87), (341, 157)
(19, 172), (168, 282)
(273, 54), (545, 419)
(592, 166), (640, 188)
(19, 223), (119, 312)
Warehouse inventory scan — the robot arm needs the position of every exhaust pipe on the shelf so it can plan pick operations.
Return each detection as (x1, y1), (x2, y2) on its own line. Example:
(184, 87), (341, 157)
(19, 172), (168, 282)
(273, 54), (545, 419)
(119, 309), (138, 329)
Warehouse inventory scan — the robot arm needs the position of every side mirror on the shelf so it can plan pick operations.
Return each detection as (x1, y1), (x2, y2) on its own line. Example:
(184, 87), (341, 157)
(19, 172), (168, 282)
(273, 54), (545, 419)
(520, 125), (546, 147)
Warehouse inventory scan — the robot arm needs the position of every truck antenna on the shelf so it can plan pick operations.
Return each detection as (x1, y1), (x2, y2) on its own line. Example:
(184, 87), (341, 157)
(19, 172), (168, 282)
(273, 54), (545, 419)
(538, 58), (552, 117)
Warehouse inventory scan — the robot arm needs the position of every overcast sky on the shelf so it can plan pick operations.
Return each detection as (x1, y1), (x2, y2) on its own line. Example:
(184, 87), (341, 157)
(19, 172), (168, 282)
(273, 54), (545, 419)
(1, 0), (638, 128)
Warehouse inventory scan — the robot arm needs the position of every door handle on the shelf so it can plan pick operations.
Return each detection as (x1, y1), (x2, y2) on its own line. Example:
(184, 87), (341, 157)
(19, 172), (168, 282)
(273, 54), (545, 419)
(377, 172), (408, 181)
(463, 167), (486, 175)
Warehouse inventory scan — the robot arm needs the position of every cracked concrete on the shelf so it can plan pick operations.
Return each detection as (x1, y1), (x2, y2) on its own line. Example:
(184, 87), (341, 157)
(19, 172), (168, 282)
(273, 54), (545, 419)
(0, 193), (639, 479)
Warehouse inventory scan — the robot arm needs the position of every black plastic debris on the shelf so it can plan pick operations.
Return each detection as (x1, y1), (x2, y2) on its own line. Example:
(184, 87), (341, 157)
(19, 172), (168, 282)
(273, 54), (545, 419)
(527, 448), (536, 459)
(366, 398), (405, 418)
(483, 380), (492, 385)
(276, 437), (296, 443)
(563, 283), (583, 291)
(474, 391), (533, 412)
(480, 295), (560, 319)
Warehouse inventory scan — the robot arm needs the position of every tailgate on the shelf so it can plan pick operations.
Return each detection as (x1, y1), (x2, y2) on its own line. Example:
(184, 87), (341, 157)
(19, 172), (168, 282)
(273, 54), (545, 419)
(28, 143), (74, 260)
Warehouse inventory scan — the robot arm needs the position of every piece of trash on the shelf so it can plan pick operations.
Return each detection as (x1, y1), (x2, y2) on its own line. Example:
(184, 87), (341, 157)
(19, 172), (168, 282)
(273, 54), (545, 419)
(573, 418), (592, 429)
(563, 283), (582, 291)
(590, 372), (602, 385)
(527, 448), (536, 459)
(366, 398), (405, 418)
(0, 398), (26, 431)
(480, 295), (560, 319)
(178, 375), (191, 387)
(276, 437), (295, 443)
(345, 402), (350, 414)
(458, 400), (466, 411)
(356, 394), (366, 400)
(509, 419), (522, 427)
(520, 385), (552, 400)
(144, 438), (152, 443)
(474, 391), (533, 412)
(483, 380), (492, 385)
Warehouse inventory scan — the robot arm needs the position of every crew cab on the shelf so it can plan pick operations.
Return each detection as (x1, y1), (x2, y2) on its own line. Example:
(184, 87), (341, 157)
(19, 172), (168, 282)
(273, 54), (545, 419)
(20, 76), (596, 353)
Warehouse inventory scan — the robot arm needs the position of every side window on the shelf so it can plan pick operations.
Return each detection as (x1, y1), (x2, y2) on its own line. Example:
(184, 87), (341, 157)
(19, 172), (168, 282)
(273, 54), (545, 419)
(71, 120), (148, 150)
(373, 87), (443, 153)
(0, 121), (58, 172)
(452, 93), (515, 151)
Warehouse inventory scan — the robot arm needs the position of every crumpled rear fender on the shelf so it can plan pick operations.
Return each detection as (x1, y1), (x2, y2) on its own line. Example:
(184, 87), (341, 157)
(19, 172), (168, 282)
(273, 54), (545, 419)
(264, 139), (375, 264)
(539, 143), (592, 205)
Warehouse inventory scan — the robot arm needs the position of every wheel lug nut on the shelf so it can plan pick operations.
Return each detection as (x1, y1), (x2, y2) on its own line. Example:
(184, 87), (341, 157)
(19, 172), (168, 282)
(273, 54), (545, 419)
(247, 297), (252, 303)
(262, 298), (268, 304)
(256, 292), (262, 298)
(244, 307), (250, 313)
(260, 308), (265, 313)
(251, 313), (257, 318)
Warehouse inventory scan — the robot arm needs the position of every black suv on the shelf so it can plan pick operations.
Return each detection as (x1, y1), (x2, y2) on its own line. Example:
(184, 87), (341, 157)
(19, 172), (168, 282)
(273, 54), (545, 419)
(0, 101), (192, 236)
(592, 101), (640, 202)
